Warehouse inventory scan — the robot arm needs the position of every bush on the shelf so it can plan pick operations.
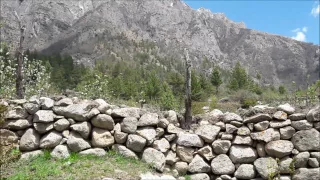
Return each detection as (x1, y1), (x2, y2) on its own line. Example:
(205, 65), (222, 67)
(240, 98), (257, 108)
(192, 101), (207, 115)
(209, 96), (218, 109)
(230, 89), (258, 109)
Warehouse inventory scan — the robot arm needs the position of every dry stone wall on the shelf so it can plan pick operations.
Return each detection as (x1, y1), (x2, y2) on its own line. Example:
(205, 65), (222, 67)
(1, 97), (320, 180)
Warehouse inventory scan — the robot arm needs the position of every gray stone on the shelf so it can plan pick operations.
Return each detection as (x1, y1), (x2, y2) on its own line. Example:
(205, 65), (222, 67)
(250, 128), (280, 143)
(311, 152), (320, 162)
(40, 131), (63, 148)
(265, 140), (294, 158)
(6, 106), (28, 119)
(121, 117), (138, 133)
(254, 157), (279, 179)
(20, 150), (43, 160)
(23, 103), (40, 114)
(234, 164), (256, 179)
(140, 173), (175, 180)
(221, 133), (233, 140)
(211, 154), (235, 175)
(177, 133), (204, 147)
(112, 144), (138, 159)
(195, 125), (220, 143)
(225, 124), (238, 134)
(189, 173), (210, 180)
(166, 110), (178, 124)
(223, 112), (243, 123)
(34, 123), (54, 134)
(229, 145), (258, 163)
(53, 103), (99, 121)
(111, 107), (140, 118)
(269, 120), (291, 128)
(165, 150), (179, 165)
(55, 98), (73, 106)
(212, 140), (231, 154)
(167, 124), (183, 134)
(91, 128), (114, 148)
(54, 118), (70, 131)
(244, 114), (272, 124)
(306, 105), (320, 122)
(294, 152), (310, 168)
(138, 113), (159, 126)
(254, 121), (270, 131)
(19, 128), (40, 151)
(292, 168), (320, 180)
(278, 103), (295, 115)
(40, 97), (54, 110)
(142, 148), (166, 172)
(237, 126), (250, 135)
(158, 118), (169, 128)
(291, 120), (313, 130)
(153, 138), (170, 153)
(233, 135), (253, 146)
(280, 126), (296, 140)
(33, 110), (55, 123)
(197, 145), (215, 161)
(314, 122), (320, 131)
(70, 121), (91, 139)
(174, 161), (188, 175)
(114, 131), (127, 144)
(51, 144), (71, 158)
(257, 142), (266, 157)
(279, 156), (293, 174)
(136, 127), (157, 145)
(176, 145), (194, 163)
(3, 118), (32, 130)
(91, 114), (114, 130)
(273, 111), (288, 120)
(67, 131), (91, 152)
(230, 120), (243, 127)
(308, 158), (319, 168)
(156, 127), (165, 138)
(215, 121), (226, 131)
(188, 155), (211, 173)
(0, 129), (18, 145)
(203, 109), (223, 124)
(291, 128), (320, 151)
(79, 148), (106, 156)
(289, 113), (306, 121)
(94, 99), (110, 114)
(29, 96), (39, 104)
(126, 134), (146, 152)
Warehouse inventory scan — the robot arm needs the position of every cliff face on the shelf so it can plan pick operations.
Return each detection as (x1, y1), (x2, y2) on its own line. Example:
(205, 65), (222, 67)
(1, 0), (319, 87)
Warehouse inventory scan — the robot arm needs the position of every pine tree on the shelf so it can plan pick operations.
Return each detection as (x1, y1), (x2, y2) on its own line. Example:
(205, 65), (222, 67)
(228, 62), (249, 90)
(210, 66), (222, 94)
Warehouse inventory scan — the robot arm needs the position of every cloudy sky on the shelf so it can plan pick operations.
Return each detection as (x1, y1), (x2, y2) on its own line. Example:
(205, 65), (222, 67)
(185, 0), (320, 44)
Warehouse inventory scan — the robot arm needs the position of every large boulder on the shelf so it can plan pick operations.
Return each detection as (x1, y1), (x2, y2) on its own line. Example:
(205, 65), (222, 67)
(223, 112), (243, 123)
(254, 121), (270, 131)
(273, 111), (287, 120)
(211, 154), (235, 175)
(111, 108), (140, 118)
(165, 150), (179, 165)
(306, 105), (320, 122)
(202, 109), (223, 124)
(121, 117), (138, 133)
(112, 144), (138, 159)
(174, 161), (188, 175)
(292, 168), (320, 180)
(278, 103), (295, 115)
(51, 144), (71, 159)
(229, 145), (258, 163)
(212, 140), (231, 154)
(6, 106), (28, 119)
(136, 127), (157, 145)
(254, 157), (279, 179)
(176, 133), (204, 147)
(280, 126), (296, 140)
(39, 131), (63, 149)
(34, 123), (54, 134)
(91, 128), (114, 148)
(53, 103), (99, 121)
(188, 155), (211, 173)
(176, 146), (194, 163)
(114, 131), (128, 144)
(197, 145), (215, 161)
(289, 113), (306, 121)
(234, 164), (256, 179)
(126, 134), (146, 152)
(94, 99), (110, 114)
(91, 114), (114, 130)
(195, 125), (220, 143)
(250, 128), (280, 143)
(40, 97), (54, 110)
(23, 103), (40, 114)
(294, 152), (310, 168)
(244, 114), (272, 124)
(232, 135), (253, 146)
(19, 128), (40, 151)
(269, 120), (291, 128)
(67, 131), (91, 152)
(265, 140), (294, 158)
(291, 120), (313, 130)
(0, 129), (18, 145)
(3, 118), (32, 130)
(33, 110), (55, 123)
(291, 128), (320, 151)
(70, 122), (92, 139)
(55, 98), (73, 106)
(138, 113), (159, 126)
(153, 138), (170, 153)
(142, 148), (166, 172)
(54, 118), (70, 131)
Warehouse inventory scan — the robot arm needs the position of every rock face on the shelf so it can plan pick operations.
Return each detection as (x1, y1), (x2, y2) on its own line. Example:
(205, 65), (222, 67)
(2, 0), (319, 87)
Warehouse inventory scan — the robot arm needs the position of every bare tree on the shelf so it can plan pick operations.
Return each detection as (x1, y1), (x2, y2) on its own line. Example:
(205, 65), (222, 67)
(183, 48), (192, 129)
(14, 11), (25, 99)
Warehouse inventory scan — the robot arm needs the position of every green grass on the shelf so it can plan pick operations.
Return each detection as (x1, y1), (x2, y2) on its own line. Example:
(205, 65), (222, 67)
(1, 150), (156, 180)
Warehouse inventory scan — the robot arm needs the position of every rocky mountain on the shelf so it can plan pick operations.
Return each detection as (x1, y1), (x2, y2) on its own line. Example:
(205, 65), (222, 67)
(1, 0), (319, 87)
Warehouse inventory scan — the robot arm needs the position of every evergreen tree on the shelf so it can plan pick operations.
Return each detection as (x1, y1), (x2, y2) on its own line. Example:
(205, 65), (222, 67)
(191, 71), (203, 101)
(160, 82), (177, 110)
(228, 62), (249, 90)
(210, 66), (223, 94)
(145, 71), (161, 101)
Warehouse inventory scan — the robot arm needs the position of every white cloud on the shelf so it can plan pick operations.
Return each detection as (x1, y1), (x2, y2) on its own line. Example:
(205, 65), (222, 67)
(292, 31), (306, 42)
(292, 28), (300, 32)
(302, 26), (308, 32)
(311, 3), (320, 17)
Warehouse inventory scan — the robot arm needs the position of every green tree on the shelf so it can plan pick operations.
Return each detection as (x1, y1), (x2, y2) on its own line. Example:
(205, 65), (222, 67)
(145, 71), (162, 101)
(210, 67), (223, 94)
(160, 82), (177, 110)
(228, 62), (249, 91)
(191, 71), (203, 101)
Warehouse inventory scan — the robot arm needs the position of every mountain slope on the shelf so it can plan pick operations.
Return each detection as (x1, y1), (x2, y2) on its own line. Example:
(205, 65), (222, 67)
(1, 0), (319, 87)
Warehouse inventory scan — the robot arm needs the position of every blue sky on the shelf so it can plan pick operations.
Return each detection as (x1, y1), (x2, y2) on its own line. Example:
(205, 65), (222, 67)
(184, 0), (320, 45)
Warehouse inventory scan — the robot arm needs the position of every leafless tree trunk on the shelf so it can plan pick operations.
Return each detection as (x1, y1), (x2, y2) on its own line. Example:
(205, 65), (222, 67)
(14, 12), (25, 99)
(183, 48), (192, 129)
